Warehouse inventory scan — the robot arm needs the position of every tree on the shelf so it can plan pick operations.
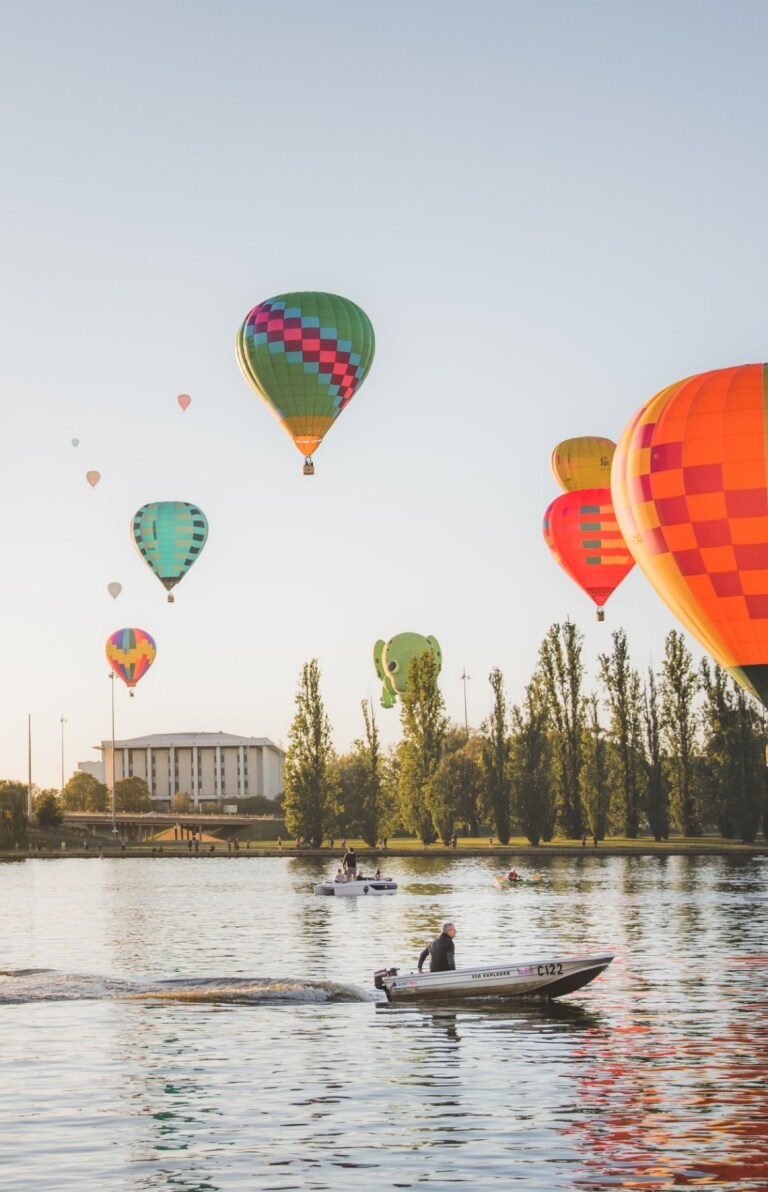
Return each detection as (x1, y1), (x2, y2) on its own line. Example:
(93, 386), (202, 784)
(699, 660), (764, 843)
(598, 629), (644, 837)
(282, 659), (337, 845)
(481, 668), (513, 844)
(62, 771), (108, 812)
(428, 728), (485, 843)
(171, 792), (192, 814)
(643, 669), (669, 841)
(510, 681), (554, 847)
(660, 630), (701, 836)
(580, 696), (611, 840)
(0, 781), (28, 847)
(397, 650), (449, 844)
(35, 790), (63, 828)
(337, 701), (391, 846)
(536, 620), (586, 838)
(115, 777), (151, 812)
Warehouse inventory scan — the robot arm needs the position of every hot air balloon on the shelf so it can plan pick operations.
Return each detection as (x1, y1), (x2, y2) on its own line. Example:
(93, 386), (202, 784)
(611, 363), (768, 707)
(106, 627), (156, 696)
(177, 393), (191, 411)
(373, 633), (442, 708)
(131, 501), (208, 602)
(236, 291), (375, 475)
(85, 471), (100, 488)
(543, 487), (635, 620)
(551, 437), (616, 492)
(107, 582), (122, 600)
(71, 438), (79, 447)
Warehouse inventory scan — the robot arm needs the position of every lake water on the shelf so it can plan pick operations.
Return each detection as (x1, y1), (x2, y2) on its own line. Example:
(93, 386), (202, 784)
(1, 852), (767, 1190)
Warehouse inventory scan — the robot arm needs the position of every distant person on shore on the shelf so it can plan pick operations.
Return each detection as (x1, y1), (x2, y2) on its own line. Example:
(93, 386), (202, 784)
(276, 836), (282, 849)
(417, 923), (457, 973)
(343, 846), (357, 880)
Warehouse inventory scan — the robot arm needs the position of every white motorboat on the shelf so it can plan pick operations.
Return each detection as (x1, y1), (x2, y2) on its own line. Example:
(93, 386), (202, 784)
(374, 952), (613, 1002)
(314, 876), (397, 897)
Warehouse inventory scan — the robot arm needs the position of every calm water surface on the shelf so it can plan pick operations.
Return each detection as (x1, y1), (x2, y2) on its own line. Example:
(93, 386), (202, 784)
(1, 853), (766, 1190)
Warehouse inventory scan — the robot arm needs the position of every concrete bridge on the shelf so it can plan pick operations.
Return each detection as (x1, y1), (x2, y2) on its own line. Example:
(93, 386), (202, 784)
(62, 811), (279, 842)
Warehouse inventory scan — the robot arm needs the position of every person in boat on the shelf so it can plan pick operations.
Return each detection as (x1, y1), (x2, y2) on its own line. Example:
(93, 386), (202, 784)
(343, 846), (357, 880)
(417, 922), (457, 973)
(373, 867), (382, 879)
(507, 869), (520, 882)
(333, 868), (345, 883)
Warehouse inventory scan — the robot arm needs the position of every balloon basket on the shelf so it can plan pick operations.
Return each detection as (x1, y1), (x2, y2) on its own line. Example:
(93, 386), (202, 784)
(596, 608), (605, 622)
(303, 459), (315, 476)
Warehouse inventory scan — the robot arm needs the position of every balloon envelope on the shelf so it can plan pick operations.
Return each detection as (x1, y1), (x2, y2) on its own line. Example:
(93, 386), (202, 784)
(551, 437), (616, 492)
(177, 393), (191, 411)
(236, 291), (375, 467)
(543, 487), (635, 612)
(85, 471), (100, 488)
(71, 438), (79, 447)
(131, 501), (208, 601)
(612, 363), (768, 707)
(106, 627), (156, 690)
(107, 582), (122, 599)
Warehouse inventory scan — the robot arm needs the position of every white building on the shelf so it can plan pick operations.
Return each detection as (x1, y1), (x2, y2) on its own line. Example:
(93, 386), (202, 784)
(95, 732), (285, 809)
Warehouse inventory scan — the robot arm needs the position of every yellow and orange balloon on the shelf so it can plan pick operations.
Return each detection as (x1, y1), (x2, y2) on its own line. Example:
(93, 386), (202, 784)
(551, 436), (616, 493)
(611, 363), (768, 707)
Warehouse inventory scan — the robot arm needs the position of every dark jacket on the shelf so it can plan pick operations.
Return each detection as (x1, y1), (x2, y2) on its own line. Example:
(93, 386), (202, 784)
(417, 931), (455, 973)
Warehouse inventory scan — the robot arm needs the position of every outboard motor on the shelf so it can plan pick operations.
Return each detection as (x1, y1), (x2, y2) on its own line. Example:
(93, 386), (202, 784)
(374, 967), (399, 991)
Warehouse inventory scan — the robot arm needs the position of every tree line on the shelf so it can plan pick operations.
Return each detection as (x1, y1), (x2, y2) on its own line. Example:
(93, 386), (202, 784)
(282, 627), (768, 848)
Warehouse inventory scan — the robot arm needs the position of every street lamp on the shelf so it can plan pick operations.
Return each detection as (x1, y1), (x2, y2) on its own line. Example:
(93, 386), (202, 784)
(460, 669), (470, 735)
(109, 673), (117, 837)
(60, 714), (66, 793)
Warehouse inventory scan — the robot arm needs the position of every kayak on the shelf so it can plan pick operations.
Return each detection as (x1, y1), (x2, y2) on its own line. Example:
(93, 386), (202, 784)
(374, 952), (614, 1003)
(494, 874), (544, 888)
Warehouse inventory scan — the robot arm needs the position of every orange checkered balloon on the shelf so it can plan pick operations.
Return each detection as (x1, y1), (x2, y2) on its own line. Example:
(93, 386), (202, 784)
(612, 363), (768, 706)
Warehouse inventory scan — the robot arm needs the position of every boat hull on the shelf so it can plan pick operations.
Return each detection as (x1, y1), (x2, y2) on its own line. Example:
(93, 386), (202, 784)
(314, 880), (397, 897)
(375, 952), (613, 1002)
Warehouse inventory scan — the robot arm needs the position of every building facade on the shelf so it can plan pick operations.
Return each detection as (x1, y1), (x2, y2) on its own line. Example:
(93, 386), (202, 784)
(96, 732), (285, 809)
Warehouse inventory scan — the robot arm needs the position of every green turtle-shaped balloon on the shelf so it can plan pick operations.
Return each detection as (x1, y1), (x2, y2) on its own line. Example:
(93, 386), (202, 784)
(373, 632), (442, 708)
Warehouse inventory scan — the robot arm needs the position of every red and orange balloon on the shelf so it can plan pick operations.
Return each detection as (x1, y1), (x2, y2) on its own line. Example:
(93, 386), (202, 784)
(543, 487), (635, 620)
(612, 363), (768, 707)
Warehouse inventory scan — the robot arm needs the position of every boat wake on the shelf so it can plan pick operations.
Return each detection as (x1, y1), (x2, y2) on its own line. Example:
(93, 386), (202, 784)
(0, 969), (375, 1006)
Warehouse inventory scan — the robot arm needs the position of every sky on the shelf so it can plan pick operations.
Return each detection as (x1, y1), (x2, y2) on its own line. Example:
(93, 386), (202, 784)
(2, 0), (768, 789)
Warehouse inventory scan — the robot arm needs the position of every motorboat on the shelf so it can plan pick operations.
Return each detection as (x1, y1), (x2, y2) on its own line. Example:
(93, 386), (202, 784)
(494, 873), (544, 888)
(314, 875), (397, 897)
(374, 951), (613, 1002)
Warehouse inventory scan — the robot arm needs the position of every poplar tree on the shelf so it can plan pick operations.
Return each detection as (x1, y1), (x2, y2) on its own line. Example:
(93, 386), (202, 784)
(699, 660), (764, 843)
(536, 620), (586, 838)
(660, 630), (700, 836)
(481, 668), (512, 844)
(337, 700), (389, 846)
(580, 695), (610, 840)
(283, 659), (337, 845)
(510, 680), (554, 847)
(397, 650), (448, 844)
(643, 668), (669, 841)
(598, 628), (644, 837)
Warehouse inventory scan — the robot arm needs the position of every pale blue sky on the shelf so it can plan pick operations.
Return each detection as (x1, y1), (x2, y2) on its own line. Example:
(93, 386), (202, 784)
(2, 1), (768, 787)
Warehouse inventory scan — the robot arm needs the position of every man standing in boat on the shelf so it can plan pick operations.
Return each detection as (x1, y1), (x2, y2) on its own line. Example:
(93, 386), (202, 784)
(417, 923), (457, 973)
(342, 844), (357, 881)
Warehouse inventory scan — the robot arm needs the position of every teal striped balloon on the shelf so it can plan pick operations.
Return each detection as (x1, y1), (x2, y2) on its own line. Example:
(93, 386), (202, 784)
(131, 501), (208, 603)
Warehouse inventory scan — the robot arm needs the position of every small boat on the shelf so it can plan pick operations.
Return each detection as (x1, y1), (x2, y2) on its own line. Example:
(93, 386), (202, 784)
(314, 876), (397, 897)
(494, 873), (544, 888)
(374, 952), (613, 1003)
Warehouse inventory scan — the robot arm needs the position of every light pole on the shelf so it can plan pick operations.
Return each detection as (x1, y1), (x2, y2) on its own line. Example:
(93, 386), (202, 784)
(110, 673), (117, 837)
(60, 714), (66, 793)
(460, 669), (470, 735)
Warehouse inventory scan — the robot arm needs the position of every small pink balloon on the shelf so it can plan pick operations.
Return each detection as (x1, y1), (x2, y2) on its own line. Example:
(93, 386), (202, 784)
(177, 393), (191, 411)
(86, 470), (101, 488)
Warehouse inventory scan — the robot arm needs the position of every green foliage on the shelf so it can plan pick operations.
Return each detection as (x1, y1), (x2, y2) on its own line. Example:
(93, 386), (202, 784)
(699, 660), (764, 843)
(336, 701), (392, 845)
(428, 727), (485, 842)
(580, 696), (611, 839)
(510, 681), (554, 847)
(171, 792), (192, 814)
(0, 781), (28, 847)
(536, 621), (586, 838)
(660, 630), (701, 836)
(643, 669), (669, 840)
(598, 629), (644, 837)
(481, 668), (512, 843)
(397, 650), (449, 844)
(282, 659), (338, 844)
(63, 771), (108, 812)
(35, 790), (63, 828)
(115, 776), (151, 812)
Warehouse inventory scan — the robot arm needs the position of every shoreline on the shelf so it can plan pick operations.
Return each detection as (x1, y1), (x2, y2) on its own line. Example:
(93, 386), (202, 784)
(3, 842), (768, 861)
